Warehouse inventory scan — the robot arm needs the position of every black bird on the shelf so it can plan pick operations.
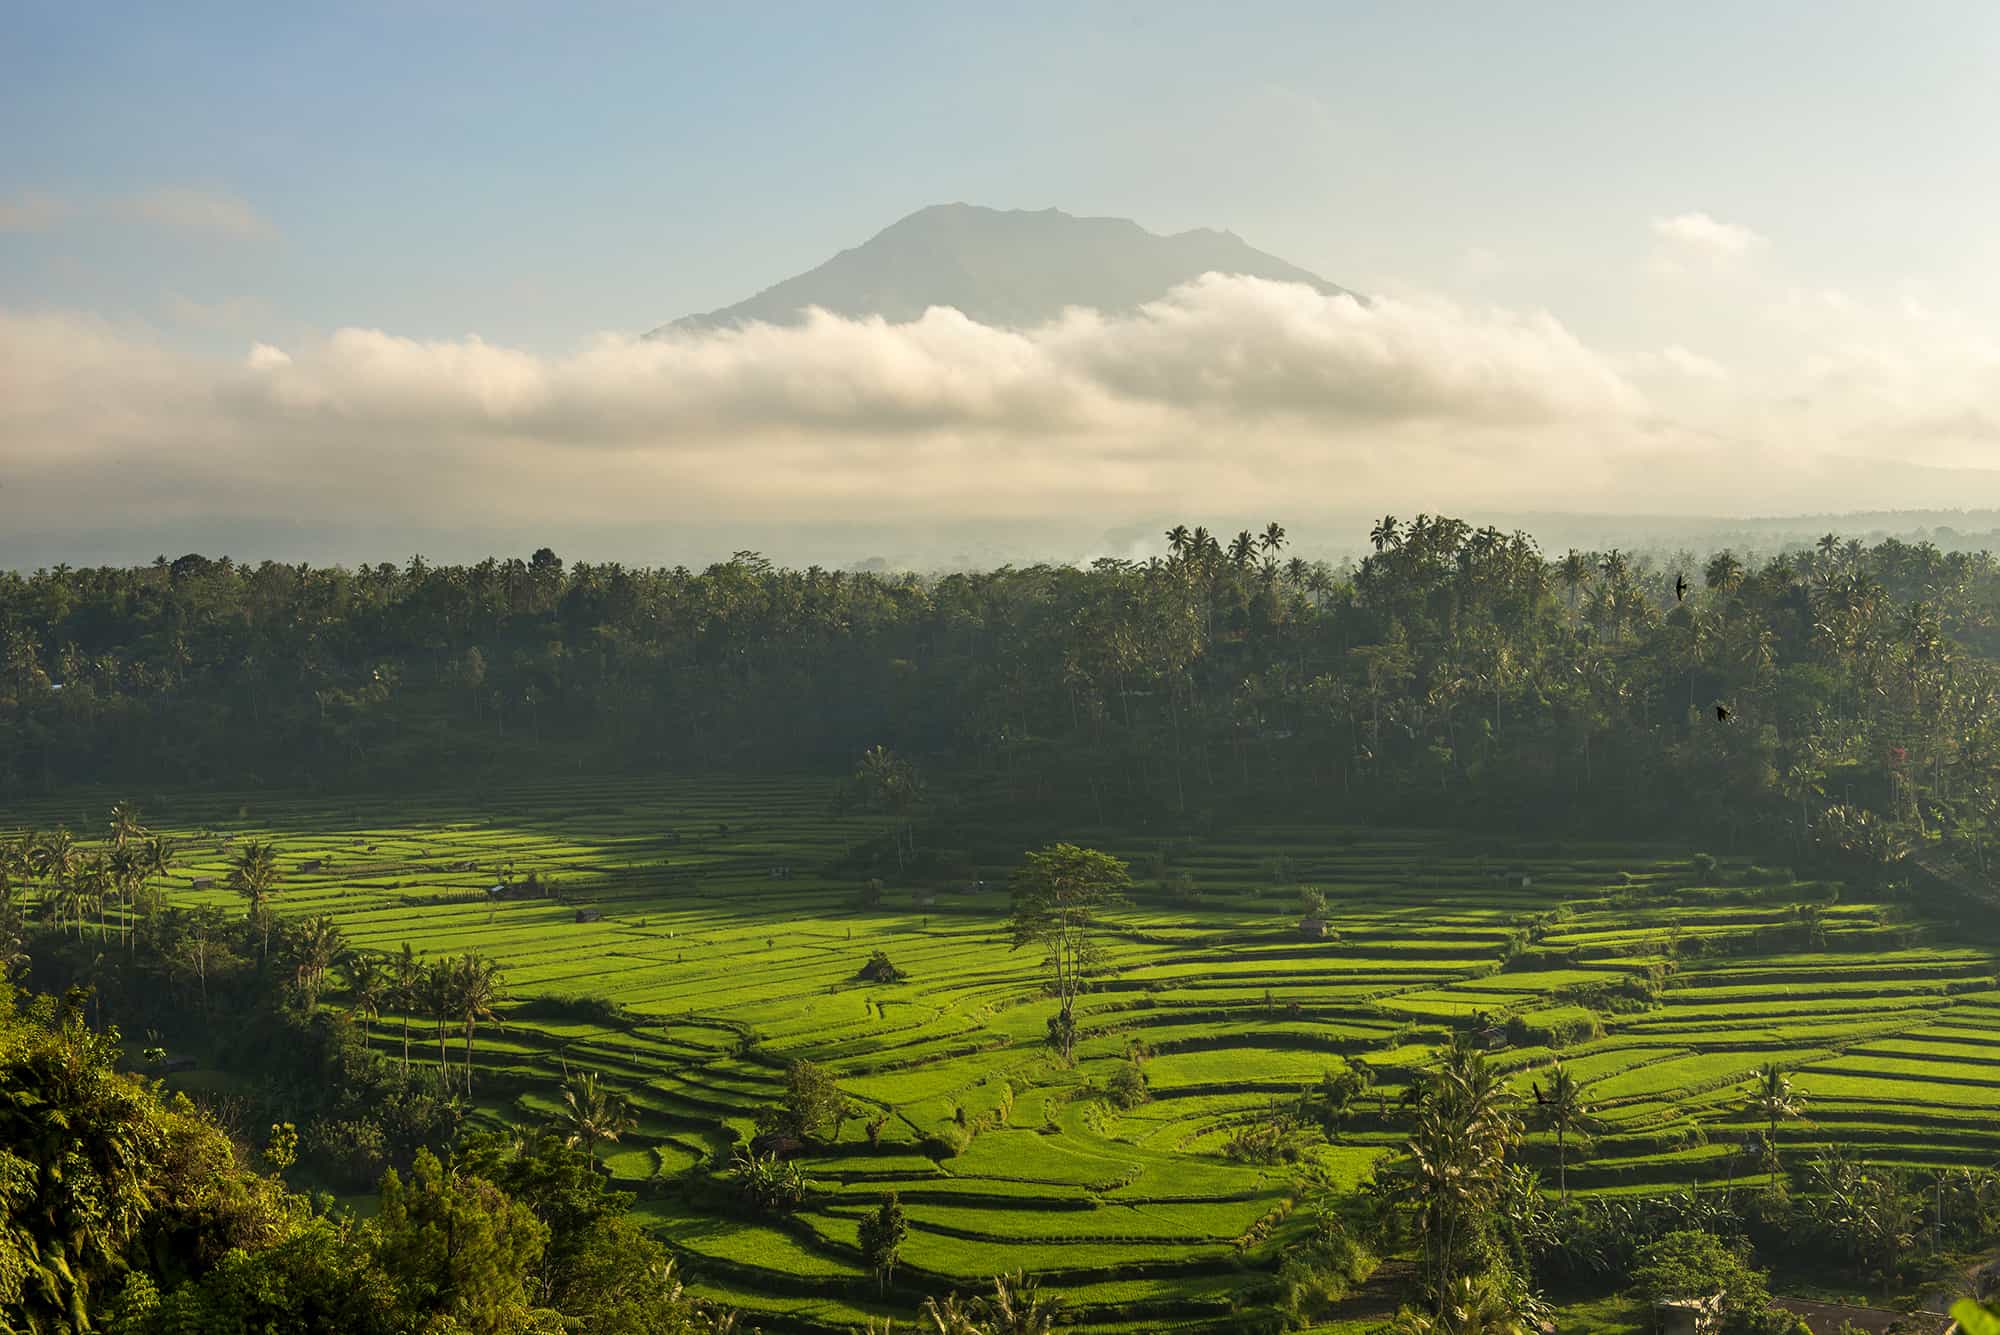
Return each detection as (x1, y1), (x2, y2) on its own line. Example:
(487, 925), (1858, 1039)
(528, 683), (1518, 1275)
(1674, 573), (1689, 602)
(1715, 703), (1732, 723)
(1532, 1081), (1547, 1105)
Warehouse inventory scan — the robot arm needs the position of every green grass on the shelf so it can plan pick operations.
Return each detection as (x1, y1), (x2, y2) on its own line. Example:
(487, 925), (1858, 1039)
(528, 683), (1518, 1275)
(14, 777), (2000, 1332)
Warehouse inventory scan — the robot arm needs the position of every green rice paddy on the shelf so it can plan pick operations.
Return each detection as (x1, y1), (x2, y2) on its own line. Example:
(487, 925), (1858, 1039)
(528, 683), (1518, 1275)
(12, 776), (1999, 1332)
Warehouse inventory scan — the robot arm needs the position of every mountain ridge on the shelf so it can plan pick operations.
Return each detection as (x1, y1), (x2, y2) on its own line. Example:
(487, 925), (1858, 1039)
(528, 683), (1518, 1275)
(650, 202), (1357, 334)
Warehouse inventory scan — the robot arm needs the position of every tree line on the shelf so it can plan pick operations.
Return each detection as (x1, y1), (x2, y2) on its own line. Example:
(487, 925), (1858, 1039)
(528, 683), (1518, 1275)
(8, 522), (2000, 882)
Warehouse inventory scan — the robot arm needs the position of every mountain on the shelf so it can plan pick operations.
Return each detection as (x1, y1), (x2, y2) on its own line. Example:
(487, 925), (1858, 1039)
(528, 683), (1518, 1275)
(652, 203), (1356, 334)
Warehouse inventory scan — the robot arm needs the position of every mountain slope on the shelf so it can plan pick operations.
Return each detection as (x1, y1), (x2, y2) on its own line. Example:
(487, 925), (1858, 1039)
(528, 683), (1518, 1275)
(652, 203), (1356, 334)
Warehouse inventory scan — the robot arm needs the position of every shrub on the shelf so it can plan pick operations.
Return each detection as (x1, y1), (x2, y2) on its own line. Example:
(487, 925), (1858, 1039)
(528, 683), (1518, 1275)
(919, 1125), (969, 1160)
(1505, 1007), (1603, 1049)
(1106, 1060), (1148, 1109)
(1630, 1229), (1770, 1321)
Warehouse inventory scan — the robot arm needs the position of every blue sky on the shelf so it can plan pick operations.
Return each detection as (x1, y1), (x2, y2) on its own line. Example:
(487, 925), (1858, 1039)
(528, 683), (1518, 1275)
(7, 3), (2000, 562)
(9, 2), (1997, 348)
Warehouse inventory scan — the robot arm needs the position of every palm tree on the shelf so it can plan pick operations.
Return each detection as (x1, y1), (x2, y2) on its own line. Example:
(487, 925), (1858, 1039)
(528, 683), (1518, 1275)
(344, 953), (385, 1047)
(1556, 549), (1593, 619)
(392, 943), (422, 1075)
(287, 914), (346, 1010)
(978, 1271), (1061, 1335)
(1531, 1062), (1591, 1200)
(556, 1070), (637, 1160)
(919, 1293), (986, 1335)
(1259, 521), (1287, 557)
(1705, 550), (1745, 597)
(1745, 1061), (1807, 1188)
(1400, 1042), (1521, 1308)
(1390, 1276), (1530, 1335)
(454, 952), (505, 1097)
(1371, 515), (1402, 553)
(228, 841), (283, 964)
(424, 960), (457, 1094)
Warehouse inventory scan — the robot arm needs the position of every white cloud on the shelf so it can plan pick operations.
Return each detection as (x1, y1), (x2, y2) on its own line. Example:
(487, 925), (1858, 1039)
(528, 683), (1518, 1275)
(16, 269), (2000, 539)
(1651, 212), (1765, 260)
(121, 188), (273, 238)
(0, 279), (1655, 530)
(0, 191), (68, 232)
(1659, 344), (1728, 380)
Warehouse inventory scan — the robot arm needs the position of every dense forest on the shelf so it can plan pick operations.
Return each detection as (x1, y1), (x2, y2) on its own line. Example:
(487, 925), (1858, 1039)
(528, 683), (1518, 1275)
(5, 517), (1999, 876)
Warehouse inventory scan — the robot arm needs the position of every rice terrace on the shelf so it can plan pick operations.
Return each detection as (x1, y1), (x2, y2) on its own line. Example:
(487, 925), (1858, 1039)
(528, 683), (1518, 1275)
(11, 768), (1999, 1333)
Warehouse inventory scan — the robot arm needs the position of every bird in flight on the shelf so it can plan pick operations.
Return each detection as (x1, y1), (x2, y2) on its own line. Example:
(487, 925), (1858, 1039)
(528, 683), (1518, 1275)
(1532, 1081), (1547, 1105)
(1715, 703), (1732, 723)
(1674, 573), (1689, 602)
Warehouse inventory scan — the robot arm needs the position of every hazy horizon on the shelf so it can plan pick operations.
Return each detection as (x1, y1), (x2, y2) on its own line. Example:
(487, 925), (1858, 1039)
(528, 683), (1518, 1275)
(9, 4), (2000, 567)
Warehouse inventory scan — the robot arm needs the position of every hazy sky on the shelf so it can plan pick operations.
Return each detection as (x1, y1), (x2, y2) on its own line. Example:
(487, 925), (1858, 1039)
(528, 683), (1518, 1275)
(7, 2), (2000, 564)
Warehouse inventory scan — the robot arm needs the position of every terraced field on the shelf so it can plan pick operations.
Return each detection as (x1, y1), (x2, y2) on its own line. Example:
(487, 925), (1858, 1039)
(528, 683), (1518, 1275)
(10, 777), (1999, 1331)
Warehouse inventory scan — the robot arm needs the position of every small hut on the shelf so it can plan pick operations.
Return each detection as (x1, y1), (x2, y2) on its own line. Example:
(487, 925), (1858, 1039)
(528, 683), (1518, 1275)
(574, 907), (602, 924)
(1654, 1293), (1722, 1335)
(1298, 915), (1332, 941)
(857, 950), (904, 983)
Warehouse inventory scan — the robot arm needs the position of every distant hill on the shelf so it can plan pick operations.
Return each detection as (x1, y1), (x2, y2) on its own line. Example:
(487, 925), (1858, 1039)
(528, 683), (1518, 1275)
(652, 203), (1357, 334)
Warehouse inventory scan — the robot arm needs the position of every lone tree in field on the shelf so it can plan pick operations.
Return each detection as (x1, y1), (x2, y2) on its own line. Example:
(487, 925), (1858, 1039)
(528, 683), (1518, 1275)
(756, 1059), (849, 1144)
(857, 1191), (907, 1294)
(1009, 843), (1131, 1062)
(556, 1070), (638, 1160)
(1531, 1060), (1592, 1200)
(1744, 1061), (1807, 1188)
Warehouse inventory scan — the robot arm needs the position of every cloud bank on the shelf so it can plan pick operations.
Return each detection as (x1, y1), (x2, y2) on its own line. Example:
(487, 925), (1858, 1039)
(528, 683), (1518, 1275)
(1, 277), (1661, 531)
(6, 271), (2000, 557)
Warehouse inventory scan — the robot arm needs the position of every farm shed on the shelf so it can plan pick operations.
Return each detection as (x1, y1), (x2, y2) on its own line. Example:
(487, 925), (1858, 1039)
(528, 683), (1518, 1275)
(857, 952), (904, 983)
(574, 907), (602, 923)
(1654, 1294), (1721, 1335)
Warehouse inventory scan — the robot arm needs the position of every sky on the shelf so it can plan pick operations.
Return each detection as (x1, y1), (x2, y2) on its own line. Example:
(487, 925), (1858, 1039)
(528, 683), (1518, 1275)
(7, 2), (2000, 567)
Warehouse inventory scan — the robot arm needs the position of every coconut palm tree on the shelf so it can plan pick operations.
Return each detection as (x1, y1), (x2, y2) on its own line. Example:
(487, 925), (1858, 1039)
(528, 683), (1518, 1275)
(919, 1293), (986, 1335)
(556, 1070), (637, 1160)
(1531, 1062), (1591, 1200)
(392, 942), (422, 1075)
(978, 1271), (1061, 1335)
(1745, 1061), (1807, 1188)
(1400, 1041), (1521, 1308)
(1390, 1276), (1530, 1335)
(287, 914), (345, 1010)
(454, 952), (505, 1097)
(344, 953), (385, 1047)
(423, 959), (457, 1094)
(227, 841), (283, 964)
